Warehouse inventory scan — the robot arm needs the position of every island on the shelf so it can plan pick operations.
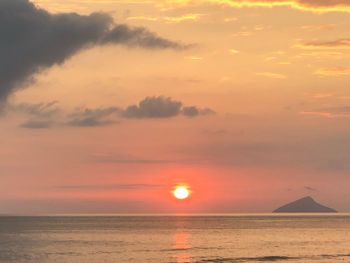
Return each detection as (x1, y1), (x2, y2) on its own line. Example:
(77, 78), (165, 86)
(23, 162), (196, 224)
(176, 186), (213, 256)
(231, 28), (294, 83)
(273, 196), (337, 213)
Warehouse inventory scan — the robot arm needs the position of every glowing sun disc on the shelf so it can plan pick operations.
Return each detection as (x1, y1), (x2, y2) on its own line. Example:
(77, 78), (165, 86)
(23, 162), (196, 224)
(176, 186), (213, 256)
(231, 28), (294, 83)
(173, 186), (190, 200)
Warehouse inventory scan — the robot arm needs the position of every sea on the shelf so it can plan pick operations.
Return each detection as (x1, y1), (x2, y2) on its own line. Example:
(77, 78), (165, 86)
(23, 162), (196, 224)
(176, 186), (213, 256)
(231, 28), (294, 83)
(0, 214), (349, 263)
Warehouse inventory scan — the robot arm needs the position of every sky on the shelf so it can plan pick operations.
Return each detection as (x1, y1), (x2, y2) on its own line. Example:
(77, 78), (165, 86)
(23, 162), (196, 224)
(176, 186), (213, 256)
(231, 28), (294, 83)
(1, 0), (350, 214)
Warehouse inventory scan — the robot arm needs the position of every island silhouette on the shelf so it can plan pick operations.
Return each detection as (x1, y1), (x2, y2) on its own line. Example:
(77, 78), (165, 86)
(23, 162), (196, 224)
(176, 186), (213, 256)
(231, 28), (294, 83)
(273, 196), (337, 213)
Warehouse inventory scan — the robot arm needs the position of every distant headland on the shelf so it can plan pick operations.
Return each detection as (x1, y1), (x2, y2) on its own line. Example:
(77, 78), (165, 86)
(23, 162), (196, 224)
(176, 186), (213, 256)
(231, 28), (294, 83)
(273, 196), (337, 213)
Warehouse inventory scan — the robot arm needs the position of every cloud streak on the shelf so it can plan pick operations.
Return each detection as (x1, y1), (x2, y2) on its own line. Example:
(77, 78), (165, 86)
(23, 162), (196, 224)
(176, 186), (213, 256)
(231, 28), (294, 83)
(56, 183), (163, 191)
(315, 67), (350, 77)
(164, 0), (350, 13)
(8, 101), (60, 129)
(301, 106), (350, 118)
(127, 14), (203, 23)
(297, 39), (350, 49)
(9, 101), (59, 118)
(256, 72), (287, 79)
(67, 107), (120, 127)
(0, 0), (186, 103)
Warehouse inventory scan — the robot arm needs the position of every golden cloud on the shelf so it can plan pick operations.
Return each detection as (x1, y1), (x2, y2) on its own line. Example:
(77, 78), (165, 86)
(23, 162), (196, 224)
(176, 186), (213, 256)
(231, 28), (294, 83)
(127, 14), (203, 23)
(161, 0), (350, 13)
(256, 72), (287, 79)
(315, 67), (350, 76)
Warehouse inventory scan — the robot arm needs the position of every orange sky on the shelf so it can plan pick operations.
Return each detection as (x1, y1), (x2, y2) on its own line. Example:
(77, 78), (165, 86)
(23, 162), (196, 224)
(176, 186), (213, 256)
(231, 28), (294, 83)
(1, 0), (350, 214)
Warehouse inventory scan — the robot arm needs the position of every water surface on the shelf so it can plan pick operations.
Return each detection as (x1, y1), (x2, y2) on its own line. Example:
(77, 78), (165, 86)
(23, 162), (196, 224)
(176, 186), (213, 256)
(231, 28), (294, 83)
(0, 214), (349, 262)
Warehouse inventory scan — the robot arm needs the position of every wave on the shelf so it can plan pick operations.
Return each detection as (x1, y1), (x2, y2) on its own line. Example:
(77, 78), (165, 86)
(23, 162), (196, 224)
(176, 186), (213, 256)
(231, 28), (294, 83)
(193, 256), (293, 262)
(167, 253), (350, 263)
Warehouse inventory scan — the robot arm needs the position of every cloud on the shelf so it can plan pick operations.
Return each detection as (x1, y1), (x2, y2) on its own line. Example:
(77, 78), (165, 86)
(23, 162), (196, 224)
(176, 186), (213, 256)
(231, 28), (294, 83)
(163, 0), (350, 13)
(182, 106), (216, 117)
(297, 39), (350, 49)
(89, 153), (199, 164)
(12, 96), (215, 128)
(229, 49), (240, 54)
(256, 72), (287, 79)
(315, 67), (350, 77)
(92, 155), (175, 164)
(56, 183), (163, 190)
(122, 96), (183, 119)
(122, 96), (215, 119)
(8, 101), (59, 129)
(67, 107), (120, 127)
(9, 101), (59, 118)
(127, 14), (203, 23)
(295, 51), (344, 60)
(301, 24), (336, 31)
(100, 24), (187, 49)
(0, 0), (186, 103)
(301, 106), (350, 118)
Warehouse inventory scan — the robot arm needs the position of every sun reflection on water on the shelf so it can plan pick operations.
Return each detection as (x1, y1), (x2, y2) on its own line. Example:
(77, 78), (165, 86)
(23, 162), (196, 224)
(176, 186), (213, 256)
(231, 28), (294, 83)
(174, 224), (192, 263)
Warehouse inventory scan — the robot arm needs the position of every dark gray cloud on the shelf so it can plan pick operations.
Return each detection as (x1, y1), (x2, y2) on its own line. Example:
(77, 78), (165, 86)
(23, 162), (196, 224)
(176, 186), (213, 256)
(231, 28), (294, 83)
(101, 24), (186, 49)
(67, 107), (120, 127)
(123, 96), (183, 119)
(182, 106), (216, 117)
(12, 96), (215, 128)
(122, 96), (216, 119)
(0, 0), (186, 103)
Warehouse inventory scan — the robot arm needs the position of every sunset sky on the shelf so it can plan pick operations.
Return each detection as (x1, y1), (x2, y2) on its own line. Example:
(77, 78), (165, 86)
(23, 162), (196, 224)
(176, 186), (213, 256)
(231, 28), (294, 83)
(1, 0), (350, 214)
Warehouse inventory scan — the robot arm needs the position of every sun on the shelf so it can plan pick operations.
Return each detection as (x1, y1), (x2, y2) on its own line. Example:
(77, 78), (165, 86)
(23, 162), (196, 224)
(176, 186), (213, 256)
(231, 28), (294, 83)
(173, 186), (190, 200)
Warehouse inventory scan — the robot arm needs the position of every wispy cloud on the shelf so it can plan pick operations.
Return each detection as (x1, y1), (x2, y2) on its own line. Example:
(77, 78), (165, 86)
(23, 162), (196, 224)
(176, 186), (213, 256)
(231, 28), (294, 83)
(315, 67), (350, 77)
(185, 56), (203, 60)
(301, 106), (350, 118)
(301, 24), (336, 31)
(91, 154), (175, 164)
(67, 107), (120, 127)
(256, 72), (287, 79)
(229, 49), (239, 55)
(161, 0), (350, 13)
(297, 39), (350, 50)
(9, 101), (59, 118)
(128, 13), (203, 23)
(295, 51), (345, 60)
(56, 183), (163, 190)
(8, 101), (60, 129)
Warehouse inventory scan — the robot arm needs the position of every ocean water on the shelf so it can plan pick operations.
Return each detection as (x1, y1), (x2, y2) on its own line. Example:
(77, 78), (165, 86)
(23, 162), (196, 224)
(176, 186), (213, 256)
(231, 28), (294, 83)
(0, 214), (350, 263)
